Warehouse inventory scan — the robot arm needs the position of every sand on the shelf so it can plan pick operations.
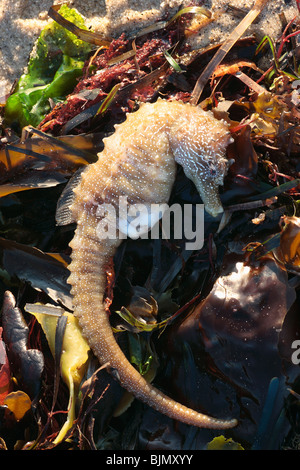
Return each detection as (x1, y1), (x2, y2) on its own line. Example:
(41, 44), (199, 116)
(0, 0), (298, 97)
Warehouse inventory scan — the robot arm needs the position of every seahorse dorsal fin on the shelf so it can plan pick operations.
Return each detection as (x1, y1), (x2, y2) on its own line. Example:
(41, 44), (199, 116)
(56, 167), (86, 226)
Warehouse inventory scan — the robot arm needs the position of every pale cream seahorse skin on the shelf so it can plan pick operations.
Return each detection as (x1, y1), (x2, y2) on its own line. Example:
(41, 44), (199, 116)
(67, 99), (237, 429)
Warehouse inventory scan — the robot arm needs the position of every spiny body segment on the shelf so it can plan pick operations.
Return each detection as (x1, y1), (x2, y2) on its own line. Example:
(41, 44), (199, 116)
(67, 99), (237, 429)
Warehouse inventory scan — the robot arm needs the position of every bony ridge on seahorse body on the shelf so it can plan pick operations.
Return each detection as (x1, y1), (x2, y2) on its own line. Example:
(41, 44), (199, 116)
(66, 99), (237, 429)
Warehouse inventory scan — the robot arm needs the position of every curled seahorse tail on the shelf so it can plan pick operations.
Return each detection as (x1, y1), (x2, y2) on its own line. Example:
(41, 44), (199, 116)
(68, 224), (237, 430)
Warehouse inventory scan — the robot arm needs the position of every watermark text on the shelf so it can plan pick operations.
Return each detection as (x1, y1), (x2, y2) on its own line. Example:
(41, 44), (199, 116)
(96, 196), (204, 250)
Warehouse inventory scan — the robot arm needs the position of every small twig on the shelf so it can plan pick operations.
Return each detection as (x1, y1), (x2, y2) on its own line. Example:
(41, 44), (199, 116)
(224, 196), (278, 213)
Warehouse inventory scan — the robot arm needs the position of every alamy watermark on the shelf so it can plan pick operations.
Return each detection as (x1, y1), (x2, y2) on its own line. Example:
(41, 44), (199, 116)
(95, 196), (204, 250)
(291, 340), (300, 365)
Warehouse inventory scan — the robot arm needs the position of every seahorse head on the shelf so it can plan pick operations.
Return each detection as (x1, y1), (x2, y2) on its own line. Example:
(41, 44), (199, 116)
(169, 105), (232, 217)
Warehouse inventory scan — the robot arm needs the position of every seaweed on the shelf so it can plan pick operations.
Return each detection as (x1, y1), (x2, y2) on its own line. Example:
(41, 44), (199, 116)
(4, 5), (93, 131)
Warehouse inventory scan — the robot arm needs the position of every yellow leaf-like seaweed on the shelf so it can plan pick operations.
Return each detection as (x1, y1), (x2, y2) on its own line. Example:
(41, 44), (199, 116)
(4, 391), (31, 421)
(25, 304), (90, 444)
(274, 216), (300, 268)
(206, 435), (244, 450)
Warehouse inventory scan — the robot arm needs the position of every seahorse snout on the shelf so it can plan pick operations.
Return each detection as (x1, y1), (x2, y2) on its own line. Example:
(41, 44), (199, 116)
(193, 178), (224, 217)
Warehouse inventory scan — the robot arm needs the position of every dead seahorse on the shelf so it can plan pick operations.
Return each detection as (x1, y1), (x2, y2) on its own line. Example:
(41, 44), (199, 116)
(62, 99), (237, 429)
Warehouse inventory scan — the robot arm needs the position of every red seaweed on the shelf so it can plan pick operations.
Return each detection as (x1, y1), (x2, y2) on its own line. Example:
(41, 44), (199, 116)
(38, 31), (179, 135)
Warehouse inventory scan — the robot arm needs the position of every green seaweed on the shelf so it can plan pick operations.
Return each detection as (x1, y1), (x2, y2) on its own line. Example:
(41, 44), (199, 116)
(4, 5), (92, 131)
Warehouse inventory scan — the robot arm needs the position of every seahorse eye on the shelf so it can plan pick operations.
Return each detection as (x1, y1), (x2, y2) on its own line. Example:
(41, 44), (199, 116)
(209, 166), (217, 177)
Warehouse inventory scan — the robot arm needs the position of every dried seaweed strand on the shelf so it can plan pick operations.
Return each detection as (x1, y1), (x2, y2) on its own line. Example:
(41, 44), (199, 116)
(134, 6), (212, 38)
(234, 70), (266, 94)
(190, 0), (269, 105)
(224, 197), (277, 213)
(48, 4), (111, 47)
(95, 83), (122, 116)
